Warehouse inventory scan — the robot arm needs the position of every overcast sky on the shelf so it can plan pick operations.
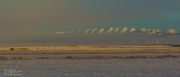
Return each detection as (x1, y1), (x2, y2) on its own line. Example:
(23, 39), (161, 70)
(0, 0), (180, 44)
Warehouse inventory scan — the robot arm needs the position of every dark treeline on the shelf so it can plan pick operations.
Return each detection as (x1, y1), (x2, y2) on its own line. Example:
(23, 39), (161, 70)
(0, 55), (179, 60)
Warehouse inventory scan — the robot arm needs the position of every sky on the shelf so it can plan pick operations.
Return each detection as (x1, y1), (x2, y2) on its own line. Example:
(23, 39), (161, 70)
(0, 0), (180, 44)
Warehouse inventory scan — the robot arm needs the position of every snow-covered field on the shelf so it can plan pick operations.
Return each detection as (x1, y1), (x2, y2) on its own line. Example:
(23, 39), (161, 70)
(0, 53), (180, 77)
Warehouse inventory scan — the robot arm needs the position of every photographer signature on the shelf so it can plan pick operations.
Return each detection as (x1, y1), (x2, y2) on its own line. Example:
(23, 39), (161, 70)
(2, 69), (22, 76)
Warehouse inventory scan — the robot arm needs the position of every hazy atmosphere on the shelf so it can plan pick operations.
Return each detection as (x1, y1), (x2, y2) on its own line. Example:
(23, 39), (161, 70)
(0, 0), (180, 44)
(1, 1), (180, 77)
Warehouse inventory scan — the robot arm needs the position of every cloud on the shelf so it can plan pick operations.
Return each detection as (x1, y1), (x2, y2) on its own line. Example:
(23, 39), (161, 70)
(121, 27), (129, 33)
(98, 28), (105, 34)
(167, 29), (177, 34)
(113, 28), (120, 33)
(84, 29), (91, 34)
(91, 28), (98, 34)
(107, 27), (114, 33)
(155, 29), (161, 33)
(129, 27), (136, 32)
(140, 28), (147, 32)
(56, 32), (66, 35)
